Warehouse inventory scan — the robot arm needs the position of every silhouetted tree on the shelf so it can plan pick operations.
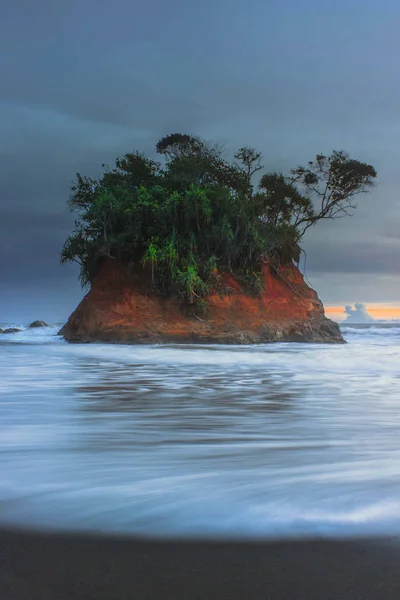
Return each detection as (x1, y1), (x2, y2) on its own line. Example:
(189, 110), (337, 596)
(290, 151), (377, 237)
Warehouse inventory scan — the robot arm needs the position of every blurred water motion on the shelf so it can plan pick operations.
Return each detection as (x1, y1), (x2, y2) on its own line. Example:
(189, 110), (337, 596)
(1, 324), (400, 538)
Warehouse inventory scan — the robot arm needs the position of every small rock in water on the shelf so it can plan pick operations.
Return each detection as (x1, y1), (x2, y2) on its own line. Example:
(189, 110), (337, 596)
(0, 328), (3, 333)
(29, 320), (48, 328)
(3, 328), (23, 334)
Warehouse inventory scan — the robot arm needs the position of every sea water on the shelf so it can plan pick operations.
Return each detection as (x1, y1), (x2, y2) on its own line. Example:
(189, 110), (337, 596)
(0, 323), (399, 539)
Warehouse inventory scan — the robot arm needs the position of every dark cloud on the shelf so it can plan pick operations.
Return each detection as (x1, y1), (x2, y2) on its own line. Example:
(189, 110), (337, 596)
(303, 237), (400, 275)
(1, 0), (400, 320)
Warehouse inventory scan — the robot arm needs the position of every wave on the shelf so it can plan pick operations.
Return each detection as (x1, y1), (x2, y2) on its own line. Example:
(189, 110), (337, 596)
(1, 478), (400, 539)
(340, 323), (400, 339)
(0, 324), (63, 345)
(340, 322), (400, 330)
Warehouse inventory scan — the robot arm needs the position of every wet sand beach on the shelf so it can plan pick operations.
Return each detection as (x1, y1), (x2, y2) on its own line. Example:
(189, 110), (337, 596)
(1, 529), (400, 600)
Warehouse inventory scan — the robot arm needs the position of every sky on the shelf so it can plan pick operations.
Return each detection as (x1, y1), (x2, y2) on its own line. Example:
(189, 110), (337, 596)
(1, 0), (400, 322)
(325, 303), (400, 322)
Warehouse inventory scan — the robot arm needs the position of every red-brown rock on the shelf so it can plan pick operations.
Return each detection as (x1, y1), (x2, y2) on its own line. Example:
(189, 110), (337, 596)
(59, 259), (343, 344)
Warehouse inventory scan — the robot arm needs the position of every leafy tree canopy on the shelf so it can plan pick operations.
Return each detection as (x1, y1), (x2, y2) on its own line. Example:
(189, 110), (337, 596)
(61, 134), (376, 307)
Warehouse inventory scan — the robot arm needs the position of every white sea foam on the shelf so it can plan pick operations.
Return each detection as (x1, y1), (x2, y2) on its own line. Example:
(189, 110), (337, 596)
(0, 322), (399, 539)
(0, 324), (63, 344)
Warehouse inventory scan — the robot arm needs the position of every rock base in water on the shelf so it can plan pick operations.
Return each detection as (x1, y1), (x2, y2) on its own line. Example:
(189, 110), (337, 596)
(29, 320), (48, 328)
(60, 259), (343, 345)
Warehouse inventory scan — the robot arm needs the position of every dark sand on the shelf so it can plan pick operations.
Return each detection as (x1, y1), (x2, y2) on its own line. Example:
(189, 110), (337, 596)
(1, 528), (399, 599)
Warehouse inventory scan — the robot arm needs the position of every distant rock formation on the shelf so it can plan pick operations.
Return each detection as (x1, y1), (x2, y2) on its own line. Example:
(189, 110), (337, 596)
(29, 320), (48, 328)
(60, 259), (343, 345)
(2, 328), (22, 334)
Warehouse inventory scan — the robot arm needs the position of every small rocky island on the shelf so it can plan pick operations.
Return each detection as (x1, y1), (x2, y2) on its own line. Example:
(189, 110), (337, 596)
(60, 133), (376, 344)
(60, 258), (342, 343)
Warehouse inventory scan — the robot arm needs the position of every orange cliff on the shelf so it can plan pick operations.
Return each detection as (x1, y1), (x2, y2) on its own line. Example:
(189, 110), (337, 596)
(59, 259), (343, 344)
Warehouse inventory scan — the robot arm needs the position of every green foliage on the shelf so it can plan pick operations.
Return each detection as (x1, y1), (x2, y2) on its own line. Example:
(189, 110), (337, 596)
(62, 135), (377, 305)
(235, 269), (265, 295)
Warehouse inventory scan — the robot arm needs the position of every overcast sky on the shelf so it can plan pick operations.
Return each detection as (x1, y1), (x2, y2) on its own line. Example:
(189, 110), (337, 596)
(1, 0), (400, 322)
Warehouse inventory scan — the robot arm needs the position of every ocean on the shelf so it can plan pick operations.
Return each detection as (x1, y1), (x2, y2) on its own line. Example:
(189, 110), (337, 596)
(1, 322), (399, 539)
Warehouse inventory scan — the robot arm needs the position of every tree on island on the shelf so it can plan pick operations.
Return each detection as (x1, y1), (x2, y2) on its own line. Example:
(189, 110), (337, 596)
(61, 133), (376, 309)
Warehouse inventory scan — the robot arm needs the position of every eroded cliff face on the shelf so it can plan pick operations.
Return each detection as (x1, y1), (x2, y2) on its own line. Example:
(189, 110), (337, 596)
(60, 259), (343, 344)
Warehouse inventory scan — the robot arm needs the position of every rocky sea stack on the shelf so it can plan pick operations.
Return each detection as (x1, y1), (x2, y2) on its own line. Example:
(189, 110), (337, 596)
(59, 133), (375, 345)
(60, 258), (343, 344)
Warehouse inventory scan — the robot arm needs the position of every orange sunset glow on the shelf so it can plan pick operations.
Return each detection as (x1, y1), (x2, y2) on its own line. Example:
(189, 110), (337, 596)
(325, 305), (400, 321)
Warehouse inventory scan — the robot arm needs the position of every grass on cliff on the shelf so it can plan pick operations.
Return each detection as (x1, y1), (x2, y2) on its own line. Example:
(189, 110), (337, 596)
(61, 133), (376, 308)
